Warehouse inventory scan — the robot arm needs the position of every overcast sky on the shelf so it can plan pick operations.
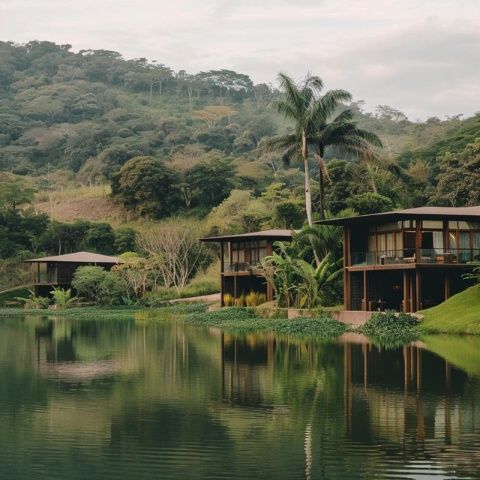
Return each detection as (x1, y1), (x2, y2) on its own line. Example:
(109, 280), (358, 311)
(1, 0), (479, 120)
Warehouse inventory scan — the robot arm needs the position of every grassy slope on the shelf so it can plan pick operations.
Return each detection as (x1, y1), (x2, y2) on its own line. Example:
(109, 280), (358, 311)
(420, 285), (480, 334)
(0, 286), (32, 307)
(34, 185), (128, 224)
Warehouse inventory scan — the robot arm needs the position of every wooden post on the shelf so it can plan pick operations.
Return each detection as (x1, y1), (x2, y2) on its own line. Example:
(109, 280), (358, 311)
(363, 270), (368, 311)
(409, 272), (415, 312)
(415, 270), (421, 312)
(415, 220), (422, 262)
(403, 270), (409, 312)
(444, 272), (450, 301)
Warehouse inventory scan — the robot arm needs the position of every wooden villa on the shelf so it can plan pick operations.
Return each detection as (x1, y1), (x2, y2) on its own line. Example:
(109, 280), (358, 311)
(318, 206), (480, 312)
(26, 251), (123, 296)
(201, 229), (293, 306)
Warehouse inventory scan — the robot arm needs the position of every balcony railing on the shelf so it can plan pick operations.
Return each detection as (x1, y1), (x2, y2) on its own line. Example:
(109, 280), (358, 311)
(351, 249), (480, 266)
(223, 262), (263, 273)
(33, 272), (58, 284)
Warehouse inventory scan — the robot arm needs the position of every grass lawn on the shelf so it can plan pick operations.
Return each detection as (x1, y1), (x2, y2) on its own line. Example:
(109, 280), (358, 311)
(420, 284), (480, 334)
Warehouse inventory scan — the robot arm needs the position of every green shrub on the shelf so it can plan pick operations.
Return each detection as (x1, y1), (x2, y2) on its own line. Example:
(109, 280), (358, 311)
(185, 307), (346, 338)
(14, 289), (50, 310)
(72, 266), (127, 306)
(98, 272), (127, 305)
(51, 287), (76, 309)
(361, 311), (419, 348)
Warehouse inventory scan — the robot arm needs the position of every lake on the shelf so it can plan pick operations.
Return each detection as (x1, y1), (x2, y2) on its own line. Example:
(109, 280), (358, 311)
(1, 313), (480, 479)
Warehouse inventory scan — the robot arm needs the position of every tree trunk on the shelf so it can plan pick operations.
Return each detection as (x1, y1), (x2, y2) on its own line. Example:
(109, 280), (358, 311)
(314, 154), (326, 220)
(302, 131), (313, 226)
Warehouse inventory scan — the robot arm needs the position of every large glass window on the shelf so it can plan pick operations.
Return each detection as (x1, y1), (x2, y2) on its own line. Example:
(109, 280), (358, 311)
(386, 233), (394, 252)
(448, 232), (457, 250)
(395, 232), (403, 252)
(473, 233), (480, 260)
(458, 232), (470, 262)
(404, 231), (416, 257)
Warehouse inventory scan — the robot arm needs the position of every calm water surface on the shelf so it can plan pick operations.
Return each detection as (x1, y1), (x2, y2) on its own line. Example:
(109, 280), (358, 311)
(1, 314), (480, 479)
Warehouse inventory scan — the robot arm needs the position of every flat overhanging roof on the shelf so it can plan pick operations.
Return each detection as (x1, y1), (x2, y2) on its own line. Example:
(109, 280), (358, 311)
(315, 206), (480, 226)
(26, 251), (123, 264)
(201, 229), (295, 243)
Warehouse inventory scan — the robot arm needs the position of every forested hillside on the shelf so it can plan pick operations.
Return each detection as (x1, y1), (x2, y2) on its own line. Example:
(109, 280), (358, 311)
(0, 40), (479, 289)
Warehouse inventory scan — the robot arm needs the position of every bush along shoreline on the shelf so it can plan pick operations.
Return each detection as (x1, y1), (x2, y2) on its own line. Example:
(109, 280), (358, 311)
(360, 311), (420, 349)
(184, 307), (348, 339)
(0, 303), (421, 347)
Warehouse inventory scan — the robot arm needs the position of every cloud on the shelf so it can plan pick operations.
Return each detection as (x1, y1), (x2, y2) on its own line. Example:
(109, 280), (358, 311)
(0, 0), (478, 119)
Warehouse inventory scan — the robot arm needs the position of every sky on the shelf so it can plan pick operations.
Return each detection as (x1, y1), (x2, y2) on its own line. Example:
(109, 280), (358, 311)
(1, 0), (479, 120)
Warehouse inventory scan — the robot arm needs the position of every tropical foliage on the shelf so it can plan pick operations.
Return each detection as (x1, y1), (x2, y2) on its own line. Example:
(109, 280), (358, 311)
(262, 240), (342, 309)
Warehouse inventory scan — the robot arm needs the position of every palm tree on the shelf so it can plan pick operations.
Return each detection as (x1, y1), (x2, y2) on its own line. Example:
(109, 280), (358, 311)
(263, 73), (324, 226)
(263, 73), (382, 222)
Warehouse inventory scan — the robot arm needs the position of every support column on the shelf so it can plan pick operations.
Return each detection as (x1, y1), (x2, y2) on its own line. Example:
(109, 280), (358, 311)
(344, 270), (351, 310)
(415, 220), (422, 262)
(233, 275), (238, 300)
(403, 270), (409, 312)
(444, 271), (450, 301)
(409, 272), (415, 312)
(363, 270), (369, 311)
(415, 270), (422, 312)
(221, 275), (225, 307)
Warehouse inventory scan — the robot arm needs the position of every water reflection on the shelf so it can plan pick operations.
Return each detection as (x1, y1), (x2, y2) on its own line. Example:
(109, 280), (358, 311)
(0, 315), (479, 479)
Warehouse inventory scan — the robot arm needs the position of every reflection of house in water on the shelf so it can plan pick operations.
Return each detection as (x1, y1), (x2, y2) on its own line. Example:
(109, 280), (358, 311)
(221, 333), (276, 406)
(342, 338), (480, 475)
(34, 320), (137, 384)
(220, 332), (480, 478)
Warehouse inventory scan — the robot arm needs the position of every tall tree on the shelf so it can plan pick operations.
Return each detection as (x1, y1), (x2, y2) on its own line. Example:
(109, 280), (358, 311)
(262, 73), (382, 221)
(263, 73), (325, 226)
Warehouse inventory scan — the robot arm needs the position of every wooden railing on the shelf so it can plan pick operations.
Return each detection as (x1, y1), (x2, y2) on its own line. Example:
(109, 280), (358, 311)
(351, 249), (480, 266)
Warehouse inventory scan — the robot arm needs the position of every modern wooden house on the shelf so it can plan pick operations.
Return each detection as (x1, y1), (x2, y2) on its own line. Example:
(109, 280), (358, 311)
(318, 206), (480, 312)
(26, 251), (123, 296)
(201, 229), (293, 306)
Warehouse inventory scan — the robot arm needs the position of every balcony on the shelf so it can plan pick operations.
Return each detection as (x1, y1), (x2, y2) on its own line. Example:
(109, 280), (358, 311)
(223, 262), (263, 274)
(350, 249), (480, 267)
(33, 272), (57, 284)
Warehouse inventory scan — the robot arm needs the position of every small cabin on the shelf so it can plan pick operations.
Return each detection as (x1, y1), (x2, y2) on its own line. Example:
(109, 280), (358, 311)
(201, 229), (293, 306)
(26, 251), (123, 296)
(318, 206), (480, 312)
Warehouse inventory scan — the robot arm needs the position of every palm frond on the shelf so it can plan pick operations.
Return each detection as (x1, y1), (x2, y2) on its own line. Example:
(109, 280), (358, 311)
(277, 73), (305, 118)
(308, 89), (352, 124)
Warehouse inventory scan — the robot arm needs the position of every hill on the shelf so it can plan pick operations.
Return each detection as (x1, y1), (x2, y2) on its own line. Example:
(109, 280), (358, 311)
(420, 284), (480, 334)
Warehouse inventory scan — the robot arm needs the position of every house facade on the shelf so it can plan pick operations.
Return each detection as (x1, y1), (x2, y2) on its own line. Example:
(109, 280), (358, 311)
(26, 251), (123, 296)
(201, 229), (293, 306)
(318, 206), (480, 312)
